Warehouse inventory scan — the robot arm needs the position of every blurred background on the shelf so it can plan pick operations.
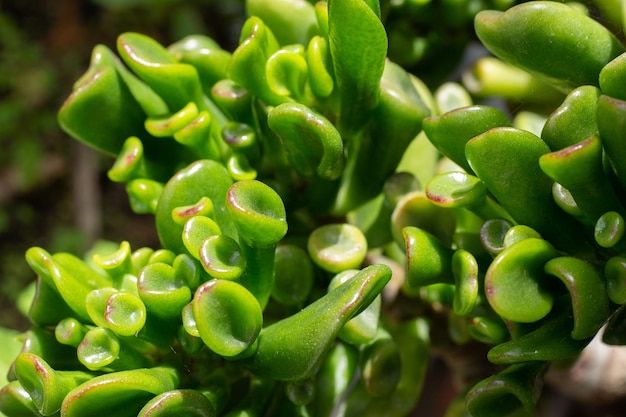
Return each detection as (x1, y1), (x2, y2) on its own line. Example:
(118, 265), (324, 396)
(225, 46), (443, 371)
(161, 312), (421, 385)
(0, 0), (247, 330)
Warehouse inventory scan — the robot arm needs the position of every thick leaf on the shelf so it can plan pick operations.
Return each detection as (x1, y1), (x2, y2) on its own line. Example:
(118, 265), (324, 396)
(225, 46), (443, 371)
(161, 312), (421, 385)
(328, 0), (387, 135)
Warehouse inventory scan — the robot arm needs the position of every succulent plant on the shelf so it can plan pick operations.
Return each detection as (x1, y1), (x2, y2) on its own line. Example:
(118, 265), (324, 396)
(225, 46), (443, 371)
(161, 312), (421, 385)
(1, 0), (626, 416)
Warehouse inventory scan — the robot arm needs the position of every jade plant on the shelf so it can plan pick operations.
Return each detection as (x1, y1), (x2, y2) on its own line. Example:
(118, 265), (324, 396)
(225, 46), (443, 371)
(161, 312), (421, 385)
(1, 0), (626, 416)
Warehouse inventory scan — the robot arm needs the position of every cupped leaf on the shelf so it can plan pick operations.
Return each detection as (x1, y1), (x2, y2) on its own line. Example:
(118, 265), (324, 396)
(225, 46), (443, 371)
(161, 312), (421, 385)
(138, 263), (192, 320)
(156, 160), (236, 254)
(182, 216), (222, 258)
(306, 35), (334, 98)
(55, 318), (89, 348)
(199, 235), (246, 281)
(268, 102), (344, 180)
(466, 362), (548, 417)
(502, 225), (542, 250)
(487, 299), (592, 364)
(211, 79), (253, 123)
(266, 49), (308, 99)
(604, 256), (626, 304)
(77, 327), (120, 371)
(92, 240), (133, 282)
(391, 191), (456, 247)
(544, 257), (610, 339)
(466, 316), (510, 345)
(103, 291), (147, 337)
(485, 238), (558, 323)
(226, 179), (287, 247)
(595, 211), (626, 249)
(480, 218), (514, 255)
(271, 244), (314, 306)
(308, 224), (367, 273)
(145, 102), (199, 138)
(108, 137), (148, 182)
(192, 279), (263, 358)
(171, 197), (215, 226)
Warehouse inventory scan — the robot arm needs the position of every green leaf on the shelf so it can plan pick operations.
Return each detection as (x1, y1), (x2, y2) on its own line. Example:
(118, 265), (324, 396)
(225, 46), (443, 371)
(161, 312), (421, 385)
(117, 32), (203, 111)
(246, 0), (319, 46)
(485, 238), (558, 323)
(466, 362), (548, 417)
(155, 160), (236, 255)
(246, 264), (391, 381)
(475, 1), (624, 92)
(328, 0), (387, 135)
(268, 102), (344, 180)
(466, 127), (590, 255)
(193, 279), (263, 358)
(61, 366), (179, 417)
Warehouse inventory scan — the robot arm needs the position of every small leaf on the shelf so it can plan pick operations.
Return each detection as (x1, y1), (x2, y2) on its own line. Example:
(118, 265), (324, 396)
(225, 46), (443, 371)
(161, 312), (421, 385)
(266, 50), (308, 98)
(308, 224), (367, 273)
(182, 216), (222, 258)
(138, 263), (192, 320)
(403, 226), (454, 288)
(485, 238), (558, 323)
(145, 102), (199, 137)
(199, 235), (246, 281)
(226, 179), (287, 248)
(544, 257), (610, 339)
(192, 280), (263, 357)
(268, 102), (344, 180)
(466, 362), (548, 417)
(138, 389), (216, 417)
(271, 244), (314, 306)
